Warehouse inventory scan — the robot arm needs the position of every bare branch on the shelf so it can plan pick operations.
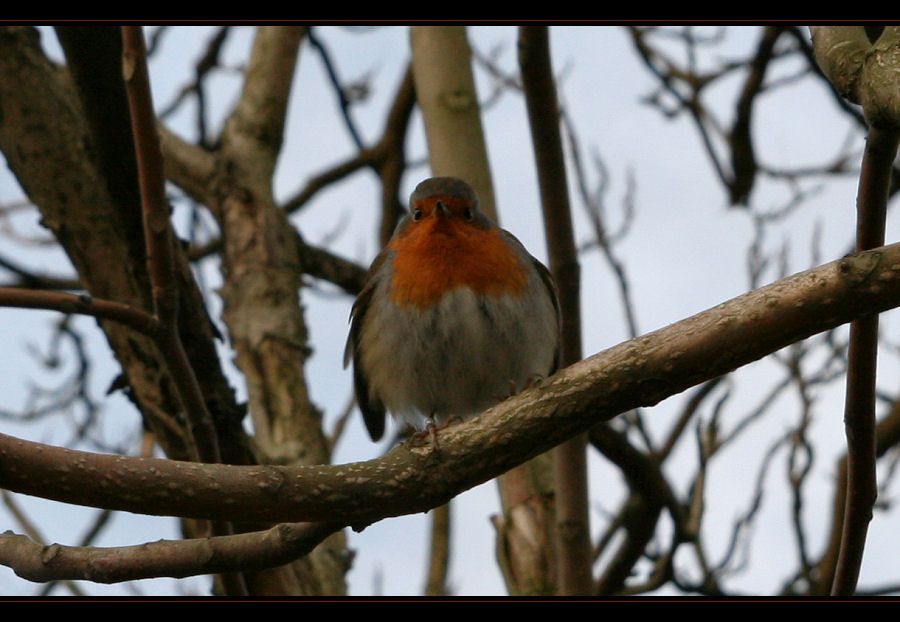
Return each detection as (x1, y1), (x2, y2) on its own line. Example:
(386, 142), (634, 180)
(0, 521), (342, 584)
(2, 241), (900, 530)
(518, 24), (591, 595)
(833, 124), (900, 595)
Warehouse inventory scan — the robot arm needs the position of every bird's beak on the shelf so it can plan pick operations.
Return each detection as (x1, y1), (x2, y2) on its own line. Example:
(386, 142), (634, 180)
(434, 200), (449, 219)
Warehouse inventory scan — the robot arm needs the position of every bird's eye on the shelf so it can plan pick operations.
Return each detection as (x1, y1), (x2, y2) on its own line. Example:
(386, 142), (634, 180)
(412, 208), (423, 221)
(463, 207), (474, 221)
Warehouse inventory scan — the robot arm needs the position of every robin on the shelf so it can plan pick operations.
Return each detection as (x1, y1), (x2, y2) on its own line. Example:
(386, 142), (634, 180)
(344, 176), (560, 444)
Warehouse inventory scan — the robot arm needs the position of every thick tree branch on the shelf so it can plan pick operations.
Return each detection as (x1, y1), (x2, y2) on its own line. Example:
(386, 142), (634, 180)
(2, 242), (900, 530)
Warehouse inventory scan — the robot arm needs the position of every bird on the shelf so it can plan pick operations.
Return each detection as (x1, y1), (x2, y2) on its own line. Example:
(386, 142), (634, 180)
(344, 176), (560, 444)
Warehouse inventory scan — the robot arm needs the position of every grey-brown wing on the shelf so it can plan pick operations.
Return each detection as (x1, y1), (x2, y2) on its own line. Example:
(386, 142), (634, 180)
(344, 253), (390, 441)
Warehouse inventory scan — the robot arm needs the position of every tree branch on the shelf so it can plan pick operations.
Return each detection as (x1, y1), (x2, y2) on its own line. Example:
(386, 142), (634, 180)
(0, 288), (160, 337)
(810, 24), (900, 596)
(832, 124), (900, 596)
(3, 241), (900, 529)
(122, 26), (224, 467)
(0, 520), (342, 584)
(518, 25), (591, 595)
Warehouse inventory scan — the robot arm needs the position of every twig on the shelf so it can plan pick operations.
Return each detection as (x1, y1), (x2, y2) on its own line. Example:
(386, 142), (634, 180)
(307, 27), (364, 150)
(0, 288), (160, 336)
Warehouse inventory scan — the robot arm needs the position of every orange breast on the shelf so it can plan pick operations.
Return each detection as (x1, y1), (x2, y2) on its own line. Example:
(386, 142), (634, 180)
(388, 220), (528, 309)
